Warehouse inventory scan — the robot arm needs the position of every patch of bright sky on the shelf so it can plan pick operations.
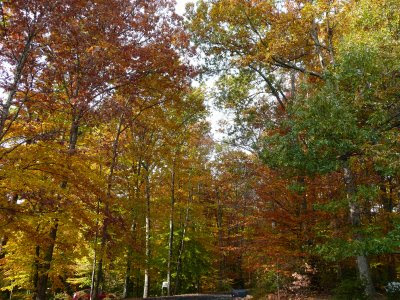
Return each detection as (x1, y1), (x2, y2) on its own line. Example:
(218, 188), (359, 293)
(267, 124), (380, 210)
(175, 0), (191, 15)
(175, 0), (228, 142)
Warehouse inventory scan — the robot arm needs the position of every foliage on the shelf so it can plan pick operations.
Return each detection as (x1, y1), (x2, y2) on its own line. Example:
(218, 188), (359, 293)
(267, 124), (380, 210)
(333, 278), (367, 300)
(251, 270), (286, 297)
(0, 0), (399, 299)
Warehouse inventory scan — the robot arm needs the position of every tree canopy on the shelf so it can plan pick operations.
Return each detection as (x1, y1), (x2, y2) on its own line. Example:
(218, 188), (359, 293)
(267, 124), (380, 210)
(0, 0), (399, 299)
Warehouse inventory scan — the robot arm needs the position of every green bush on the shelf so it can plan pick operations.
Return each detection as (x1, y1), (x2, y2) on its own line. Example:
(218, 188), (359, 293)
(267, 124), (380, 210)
(251, 270), (289, 298)
(333, 278), (367, 300)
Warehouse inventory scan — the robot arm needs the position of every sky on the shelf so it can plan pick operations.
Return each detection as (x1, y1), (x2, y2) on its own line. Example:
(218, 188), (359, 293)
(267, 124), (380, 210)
(175, 0), (193, 15)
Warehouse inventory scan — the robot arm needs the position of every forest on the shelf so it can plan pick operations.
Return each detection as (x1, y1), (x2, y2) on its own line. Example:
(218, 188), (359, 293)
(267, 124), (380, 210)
(0, 0), (399, 299)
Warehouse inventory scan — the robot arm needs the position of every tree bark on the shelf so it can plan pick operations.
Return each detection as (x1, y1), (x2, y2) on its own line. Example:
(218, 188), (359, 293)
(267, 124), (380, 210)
(35, 115), (79, 300)
(380, 178), (396, 281)
(143, 163), (151, 298)
(174, 188), (192, 295)
(36, 223), (58, 300)
(123, 241), (134, 298)
(310, 19), (327, 70)
(0, 32), (34, 141)
(0, 194), (18, 258)
(216, 189), (224, 291)
(343, 163), (375, 297)
(123, 221), (137, 299)
(167, 161), (176, 296)
(93, 116), (124, 299)
(124, 159), (141, 298)
(90, 199), (100, 300)
(0, 235), (7, 259)
(90, 243), (97, 300)
(32, 244), (40, 299)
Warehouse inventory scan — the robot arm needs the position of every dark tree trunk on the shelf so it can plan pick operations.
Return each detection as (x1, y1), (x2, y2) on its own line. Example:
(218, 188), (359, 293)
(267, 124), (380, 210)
(167, 162), (176, 296)
(174, 188), (192, 294)
(36, 223), (58, 300)
(93, 116), (123, 299)
(34, 115), (80, 299)
(33, 245), (40, 299)
(123, 252), (133, 298)
(216, 189), (224, 291)
(123, 222), (137, 299)
(124, 159), (141, 299)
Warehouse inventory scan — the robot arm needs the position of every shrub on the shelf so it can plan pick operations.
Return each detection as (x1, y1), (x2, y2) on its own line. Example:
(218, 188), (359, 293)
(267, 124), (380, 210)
(333, 278), (367, 300)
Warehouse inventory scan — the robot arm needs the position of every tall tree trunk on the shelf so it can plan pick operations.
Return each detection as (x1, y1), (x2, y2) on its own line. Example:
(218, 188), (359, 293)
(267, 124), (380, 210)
(167, 161), (176, 296)
(32, 244), (40, 299)
(90, 199), (100, 300)
(174, 188), (191, 295)
(90, 244), (97, 300)
(124, 159), (141, 298)
(93, 116), (124, 299)
(123, 222), (137, 298)
(343, 163), (375, 297)
(143, 164), (151, 298)
(216, 189), (224, 291)
(36, 223), (58, 300)
(123, 242), (134, 298)
(35, 117), (79, 300)
(94, 222), (107, 299)
(381, 178), (396, 281)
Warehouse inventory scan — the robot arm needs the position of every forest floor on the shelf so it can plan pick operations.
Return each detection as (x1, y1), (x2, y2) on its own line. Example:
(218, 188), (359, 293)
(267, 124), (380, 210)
(126, 295), (231, 300)
(126, 292), (387, 299)
(125, 293), (333, 300)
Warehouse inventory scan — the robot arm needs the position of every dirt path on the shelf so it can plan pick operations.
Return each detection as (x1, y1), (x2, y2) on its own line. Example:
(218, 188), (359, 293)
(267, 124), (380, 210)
(127, 294), (232, 300)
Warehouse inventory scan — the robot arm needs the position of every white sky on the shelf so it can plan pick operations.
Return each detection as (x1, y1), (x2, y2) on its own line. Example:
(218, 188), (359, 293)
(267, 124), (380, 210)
(175, 0), (193, 15)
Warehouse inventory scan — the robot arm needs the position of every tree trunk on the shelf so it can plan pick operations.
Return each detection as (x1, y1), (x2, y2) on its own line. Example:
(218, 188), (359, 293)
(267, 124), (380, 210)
(94, 223), (107, 299)
(90, 244), (97, 300)
(123, 248), (133, 298)
(36, 223), (58, 300)
(0, 32), (34, 140)
(0, 194), (18, 258)
(143, 164), (151, 298)
(167, 162), (175, 296)
(0, 235), (8, 259)
(123, 222), (137, 298)
(93, 116), (124, 299)
(216, 189), (224, 291)
(32, 244), (40, 299)
(34, 116), (79, 300)
(174, 188), (191, 295)
(124, 159), (141, 298)
(343, 164), (375, 297)
(381, 178), (396, 281)
(310, 19), (327, 70)
(90, 200), (100, 300)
